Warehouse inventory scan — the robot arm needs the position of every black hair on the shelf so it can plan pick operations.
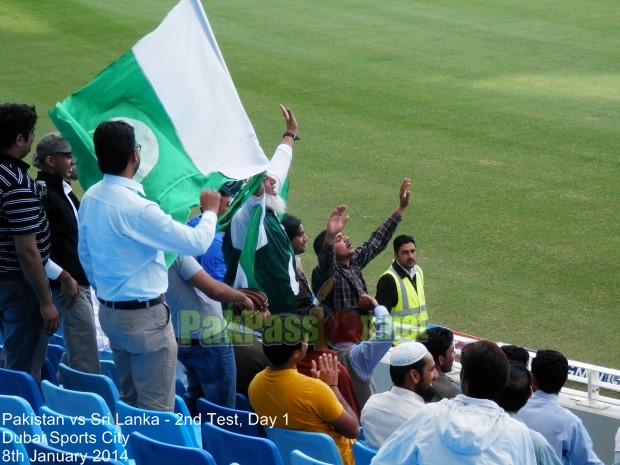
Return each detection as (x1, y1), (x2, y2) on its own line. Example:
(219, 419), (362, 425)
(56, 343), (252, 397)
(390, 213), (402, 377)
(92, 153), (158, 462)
(419, 327), (453, 361)
(313, 230), (327, 256)
(93, 120), (136, 175)
(281, 214), (303, 240)
(393, 234), (416, 253)
(495, 361), (532, 413)
(531, 350), (568, 394)
(0, 103), (37, 151)
(460, 340), (509, 400)
(501, 345), (530, 367)
(262, 341), (302, 366)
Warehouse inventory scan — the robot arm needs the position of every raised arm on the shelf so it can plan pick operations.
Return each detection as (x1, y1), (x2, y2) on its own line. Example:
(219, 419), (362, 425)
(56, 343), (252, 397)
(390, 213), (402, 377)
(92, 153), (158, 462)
(354, 178), (410, 268)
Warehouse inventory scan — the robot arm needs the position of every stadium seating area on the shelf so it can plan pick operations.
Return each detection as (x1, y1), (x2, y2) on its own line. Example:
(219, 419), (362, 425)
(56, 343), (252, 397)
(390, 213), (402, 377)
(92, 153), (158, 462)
(0, 338), (357, 465)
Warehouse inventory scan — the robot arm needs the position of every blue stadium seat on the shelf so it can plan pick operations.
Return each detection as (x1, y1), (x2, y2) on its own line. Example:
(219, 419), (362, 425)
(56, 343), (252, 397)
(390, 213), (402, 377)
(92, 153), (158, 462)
(197, 397), (263, 437)
(0, 427), (29, 465)
(57, 362), (119, 415)
(235, 392), (253, 411)
(352, 441), (377, 465)
(128, 432), (216, 465)
(115, 400), (195, 456)
(99, 360), (121, 391)
(0, 394), (45, 442)
(265, 427), (343, 465)
(0, 368), (45, 414)
(291, 449), (335, 465)
(201, 421), (284, 465)
(38, 405), (129, 464)
(41, 380), (112, 419)
(26, 442), (124, 465)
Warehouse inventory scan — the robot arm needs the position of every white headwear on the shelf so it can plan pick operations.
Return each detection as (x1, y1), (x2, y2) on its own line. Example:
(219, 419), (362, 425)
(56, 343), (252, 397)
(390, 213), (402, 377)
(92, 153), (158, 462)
(390, 341), (429, 367)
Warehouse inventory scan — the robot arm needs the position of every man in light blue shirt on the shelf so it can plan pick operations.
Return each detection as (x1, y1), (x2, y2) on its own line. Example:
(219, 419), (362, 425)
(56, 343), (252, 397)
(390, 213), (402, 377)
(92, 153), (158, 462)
(519, 350), (604, 465)
(496, 361), (562, 465)
(78, 120), (221, 411)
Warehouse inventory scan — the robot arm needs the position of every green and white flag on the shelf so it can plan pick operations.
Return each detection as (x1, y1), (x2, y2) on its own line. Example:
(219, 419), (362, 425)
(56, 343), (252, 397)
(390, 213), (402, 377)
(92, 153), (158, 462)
(50, 0), (269, 222)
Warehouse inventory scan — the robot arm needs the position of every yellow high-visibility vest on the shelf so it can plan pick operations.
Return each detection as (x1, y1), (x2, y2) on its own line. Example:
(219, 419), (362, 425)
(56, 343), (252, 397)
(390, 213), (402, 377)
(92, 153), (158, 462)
(382, 266), (428, 340)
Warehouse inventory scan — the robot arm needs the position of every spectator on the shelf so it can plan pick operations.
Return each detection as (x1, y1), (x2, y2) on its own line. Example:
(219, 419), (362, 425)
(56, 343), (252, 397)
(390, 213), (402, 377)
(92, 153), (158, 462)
(226, 289), (271, 397)
(34, 132), (99, 374)
(495, 361), (562, 465)
(167, 254), (253, 412)
(419, 326), (461, 401)
(360, 341), (437, 450)
(519, 350), (604, 465)
(372, 340), (536, 465)
(0, 103), (60, 382)
(501, 344), (530, 367)
(78, 119), (220, 411)
(324, 298), (394, 408)
(311, 178), (410, 313)
(248, 316), (359, 465)
(223, 106), (300, 314)
(187, 180), (244, 281)
(281, 213), (315, 313)
(296, 305), (363, 420)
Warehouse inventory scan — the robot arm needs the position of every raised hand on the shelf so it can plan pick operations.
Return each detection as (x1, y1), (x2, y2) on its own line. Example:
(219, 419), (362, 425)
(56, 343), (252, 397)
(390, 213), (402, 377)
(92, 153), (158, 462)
(325, 205), (349, 244)
(396, 178), (411, 214)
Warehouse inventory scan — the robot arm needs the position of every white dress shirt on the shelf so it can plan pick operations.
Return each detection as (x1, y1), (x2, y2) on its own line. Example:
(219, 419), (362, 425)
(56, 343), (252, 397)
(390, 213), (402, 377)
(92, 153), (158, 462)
(361, 385), (425, 450)
(78, 174), (216, 301)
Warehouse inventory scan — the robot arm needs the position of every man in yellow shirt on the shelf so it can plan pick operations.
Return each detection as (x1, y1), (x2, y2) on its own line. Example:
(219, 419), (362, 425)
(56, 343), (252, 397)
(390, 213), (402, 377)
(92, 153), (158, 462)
(248, 319), (359, 465)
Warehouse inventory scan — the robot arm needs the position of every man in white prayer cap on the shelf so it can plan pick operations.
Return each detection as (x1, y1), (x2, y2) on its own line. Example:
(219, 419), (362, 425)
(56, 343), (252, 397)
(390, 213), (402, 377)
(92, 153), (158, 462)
(360, 341), (437, 450)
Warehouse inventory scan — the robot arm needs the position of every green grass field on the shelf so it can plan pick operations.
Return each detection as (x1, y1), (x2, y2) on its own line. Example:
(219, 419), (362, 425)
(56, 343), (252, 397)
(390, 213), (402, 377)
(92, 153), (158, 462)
(1, 0), (618, 367)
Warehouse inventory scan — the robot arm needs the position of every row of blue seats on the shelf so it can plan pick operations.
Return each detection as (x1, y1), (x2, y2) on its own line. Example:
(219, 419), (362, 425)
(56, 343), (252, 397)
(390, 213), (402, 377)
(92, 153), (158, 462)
(0, 346), (377, 465)
(3, 424), (372, 465)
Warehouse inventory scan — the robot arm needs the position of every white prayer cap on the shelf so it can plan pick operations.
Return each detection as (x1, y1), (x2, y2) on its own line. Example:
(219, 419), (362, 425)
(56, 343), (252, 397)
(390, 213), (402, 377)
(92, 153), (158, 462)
(390, 341), (429, 367)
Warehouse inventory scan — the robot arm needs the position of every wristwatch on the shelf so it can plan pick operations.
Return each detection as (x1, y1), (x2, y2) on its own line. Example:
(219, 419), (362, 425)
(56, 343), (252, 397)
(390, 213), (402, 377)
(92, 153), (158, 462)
(283, 132), (300, 141)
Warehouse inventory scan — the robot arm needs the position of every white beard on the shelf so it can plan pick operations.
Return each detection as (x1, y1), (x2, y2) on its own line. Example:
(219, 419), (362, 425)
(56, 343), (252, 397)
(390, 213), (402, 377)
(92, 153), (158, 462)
(265, 194), (287, 215)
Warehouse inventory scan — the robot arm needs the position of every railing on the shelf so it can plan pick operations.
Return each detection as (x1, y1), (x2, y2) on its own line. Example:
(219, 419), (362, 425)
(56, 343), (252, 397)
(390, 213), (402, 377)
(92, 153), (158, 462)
(451, 331), (620, 410)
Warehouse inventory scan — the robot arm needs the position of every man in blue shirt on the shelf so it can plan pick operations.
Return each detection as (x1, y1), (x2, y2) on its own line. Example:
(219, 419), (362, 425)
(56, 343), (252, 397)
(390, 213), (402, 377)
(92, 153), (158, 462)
(519, 350), (604, 465)
(78, 120), (221, 411)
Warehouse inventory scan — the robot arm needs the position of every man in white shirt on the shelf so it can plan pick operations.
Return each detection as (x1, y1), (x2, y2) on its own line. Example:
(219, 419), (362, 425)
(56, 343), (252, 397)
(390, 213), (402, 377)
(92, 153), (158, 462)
(372, 340), (537, 465)
(360, 341), (436, 450)
(78, 120), (220, 411)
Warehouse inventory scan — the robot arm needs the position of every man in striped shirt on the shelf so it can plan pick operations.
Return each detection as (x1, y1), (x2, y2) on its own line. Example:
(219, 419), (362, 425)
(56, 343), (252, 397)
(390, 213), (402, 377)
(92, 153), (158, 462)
(0, 103), (60, 381)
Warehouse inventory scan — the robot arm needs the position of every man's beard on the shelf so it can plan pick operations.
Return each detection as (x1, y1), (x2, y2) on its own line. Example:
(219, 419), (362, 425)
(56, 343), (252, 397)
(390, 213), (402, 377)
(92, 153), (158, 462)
(265, 194), (286, 215)
(415, 375), (436, 402)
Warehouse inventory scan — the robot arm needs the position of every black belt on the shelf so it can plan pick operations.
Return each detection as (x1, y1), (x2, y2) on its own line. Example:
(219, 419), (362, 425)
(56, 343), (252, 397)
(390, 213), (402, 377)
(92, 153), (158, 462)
(98, 294), (165, 310)
(176, 338), (202, 346)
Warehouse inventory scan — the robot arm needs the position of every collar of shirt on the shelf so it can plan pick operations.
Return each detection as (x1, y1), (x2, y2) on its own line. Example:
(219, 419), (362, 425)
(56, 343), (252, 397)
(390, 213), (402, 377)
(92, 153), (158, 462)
(102, 173), (146, 197)
(0, 153), (30, 170)
(394, 260), (418, 280)
(390, 385), (426, 404)
(453, 394), (503, 411)
(531, 389), (560, 403)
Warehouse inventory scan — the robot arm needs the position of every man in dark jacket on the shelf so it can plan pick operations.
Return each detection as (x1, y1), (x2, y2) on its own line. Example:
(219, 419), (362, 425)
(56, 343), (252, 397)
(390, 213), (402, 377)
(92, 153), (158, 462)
(34, 132), (99, 373)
